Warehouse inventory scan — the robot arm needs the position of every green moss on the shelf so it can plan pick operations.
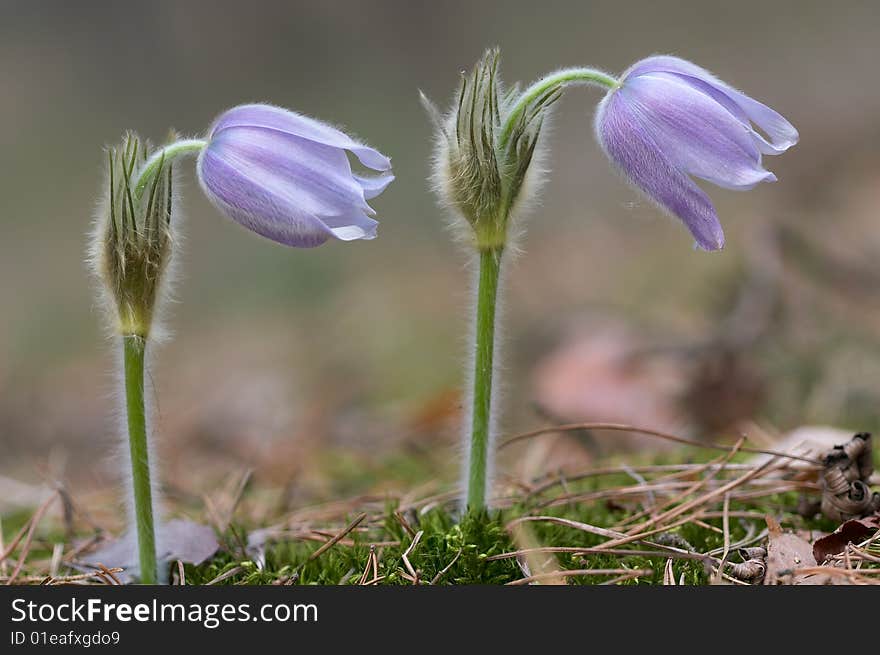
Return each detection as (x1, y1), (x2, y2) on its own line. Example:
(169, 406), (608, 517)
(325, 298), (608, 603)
(4, 445), (870, 585)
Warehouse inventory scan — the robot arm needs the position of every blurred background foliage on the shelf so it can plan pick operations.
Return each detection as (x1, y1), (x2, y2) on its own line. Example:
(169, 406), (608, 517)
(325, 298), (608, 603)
(2, 0), (880, 506)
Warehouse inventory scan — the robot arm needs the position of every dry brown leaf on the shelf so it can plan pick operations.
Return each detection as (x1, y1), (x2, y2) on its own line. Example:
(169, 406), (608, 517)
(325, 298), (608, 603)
(531, 327), (689, 450)
(812, 514), (880, 563)
(729, 547), (766, 583)
(79, 519), (219, 584)
(748, 426), (853, 472)
(763, 516), (819, 585)
(819, 433), (880, 521)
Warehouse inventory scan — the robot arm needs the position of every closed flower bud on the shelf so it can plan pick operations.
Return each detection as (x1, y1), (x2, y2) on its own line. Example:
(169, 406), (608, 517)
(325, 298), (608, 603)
(423, 49), (553, 249)
(91, 133), (175, 337)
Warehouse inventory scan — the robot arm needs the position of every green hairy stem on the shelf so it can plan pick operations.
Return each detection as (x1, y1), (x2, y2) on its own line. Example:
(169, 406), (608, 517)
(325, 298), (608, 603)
(462, 67), (618, 512)
(500, 68), (618, 150)
(467, 246), (503, 511)
(134, 139), (207, 201)
(123, 334), (157, 584)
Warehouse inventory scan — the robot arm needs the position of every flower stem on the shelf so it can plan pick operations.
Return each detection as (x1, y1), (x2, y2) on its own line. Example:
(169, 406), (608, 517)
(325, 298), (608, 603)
(467, 246), (503, 511)
(123, 334), (157, 584)
(134, 139), (207, 202)
(499, 68), (619, 150)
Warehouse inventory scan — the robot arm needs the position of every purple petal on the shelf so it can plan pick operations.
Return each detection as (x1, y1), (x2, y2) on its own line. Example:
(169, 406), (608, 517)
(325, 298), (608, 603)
(620, 72), (776, 190)
(210, 104), (392, 171)
(624, 56), (724, 85)
(595, 91), (725, 251)
(320, 211), (379, 240)
(196, 104), (392, 248)
(355, 173), (395, 200)
(197, 148), (377, 247)
(623, 56), (798, 155)
(208, 126), (375, 218)
(714, 85), (799, 155)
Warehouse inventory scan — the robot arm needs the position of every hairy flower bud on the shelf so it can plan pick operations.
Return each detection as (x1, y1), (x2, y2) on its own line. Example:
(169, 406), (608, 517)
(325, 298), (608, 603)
(91, 133), (175, 337)
(423, 49), (554, 248)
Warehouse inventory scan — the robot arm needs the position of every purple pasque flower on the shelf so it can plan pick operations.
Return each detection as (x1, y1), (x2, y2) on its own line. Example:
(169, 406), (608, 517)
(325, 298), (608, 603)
(595, 56), (798, 251)
(197, 104), (393, 248)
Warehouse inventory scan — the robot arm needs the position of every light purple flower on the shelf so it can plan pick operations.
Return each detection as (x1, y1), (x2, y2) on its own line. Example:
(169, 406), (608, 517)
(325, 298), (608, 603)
(196, 104), (393, 248)
(595, 56), (798, 251)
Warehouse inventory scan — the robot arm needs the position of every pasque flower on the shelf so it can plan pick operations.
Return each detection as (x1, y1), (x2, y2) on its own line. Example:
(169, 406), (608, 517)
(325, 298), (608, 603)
(196, 104), (394, 247)
(422, 50), (585, 512)
(88, 105), (392, 581)
(595, 56), (798, 250)
(424, 51), (797, 514)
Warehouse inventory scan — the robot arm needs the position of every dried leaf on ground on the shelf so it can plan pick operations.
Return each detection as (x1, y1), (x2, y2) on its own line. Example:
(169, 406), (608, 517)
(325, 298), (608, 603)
(812, 514), (880, 563)
(729, 547), (766, 583)
(747, 426), (852, 471)
(819, 432), (880, 521)
(763, 516), (820, 585)
(531, 327), (689, 450)
(79, 519), (219, 584)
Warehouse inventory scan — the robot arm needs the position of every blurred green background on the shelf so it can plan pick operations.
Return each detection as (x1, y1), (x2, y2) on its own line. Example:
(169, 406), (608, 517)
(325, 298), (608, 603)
(3, 1), (880, 500)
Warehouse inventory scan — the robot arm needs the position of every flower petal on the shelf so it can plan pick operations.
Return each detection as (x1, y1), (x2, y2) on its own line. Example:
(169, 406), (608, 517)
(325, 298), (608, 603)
(321, 211), (379, 241)
(622, 56), (798, 155)
(199, 148), (347, 248)
(713, 85), (799, 155)
(355, 173), (395, 200)
(595, 91), (725, 251)
(621, 72), (776, 190)
(208, 125), (375, 218)
(210, 103), (392, 171)
(623, 55), (720, 85)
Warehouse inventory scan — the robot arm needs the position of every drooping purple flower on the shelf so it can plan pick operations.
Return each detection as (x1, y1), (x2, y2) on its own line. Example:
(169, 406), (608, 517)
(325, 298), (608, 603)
(595, 56), (798, 251)
(196, 104), (393, 248)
